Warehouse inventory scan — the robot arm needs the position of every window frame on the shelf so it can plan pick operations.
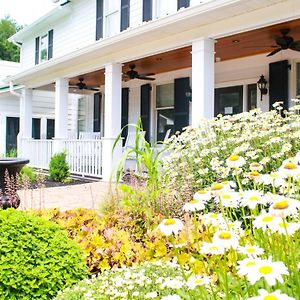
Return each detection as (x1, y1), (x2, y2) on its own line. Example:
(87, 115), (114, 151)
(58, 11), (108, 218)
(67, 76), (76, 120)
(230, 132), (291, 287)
(104, 0), (121, 38)
(40, 33), (48, 63)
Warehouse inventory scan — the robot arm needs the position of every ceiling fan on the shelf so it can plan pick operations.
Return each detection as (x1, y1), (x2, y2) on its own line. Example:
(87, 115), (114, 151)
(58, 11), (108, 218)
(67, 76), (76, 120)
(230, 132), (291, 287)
(69, 78), (100, 91)
(123, 64), (155, 81)
(267, 28), (300, 57)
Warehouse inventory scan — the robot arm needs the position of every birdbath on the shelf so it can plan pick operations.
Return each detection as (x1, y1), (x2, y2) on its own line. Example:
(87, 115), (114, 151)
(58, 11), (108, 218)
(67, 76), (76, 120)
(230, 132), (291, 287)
(0, 158), (29, 209)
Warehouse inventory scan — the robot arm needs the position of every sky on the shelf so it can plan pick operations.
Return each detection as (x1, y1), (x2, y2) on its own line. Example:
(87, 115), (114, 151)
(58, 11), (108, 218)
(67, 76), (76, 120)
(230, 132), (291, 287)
(0, 0), (57, 25)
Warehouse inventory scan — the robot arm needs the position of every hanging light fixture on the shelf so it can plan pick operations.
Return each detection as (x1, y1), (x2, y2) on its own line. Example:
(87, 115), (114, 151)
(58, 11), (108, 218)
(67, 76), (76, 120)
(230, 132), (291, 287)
(257, 75), (268, 101)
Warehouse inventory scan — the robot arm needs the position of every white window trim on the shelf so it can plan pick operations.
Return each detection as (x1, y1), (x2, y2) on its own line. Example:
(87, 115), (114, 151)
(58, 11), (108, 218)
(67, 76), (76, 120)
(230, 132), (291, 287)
(153, 0), (177, 19)
(40, 33), (48, 63)
(103, 0), (121, 38)
(291, 59), (300, 99)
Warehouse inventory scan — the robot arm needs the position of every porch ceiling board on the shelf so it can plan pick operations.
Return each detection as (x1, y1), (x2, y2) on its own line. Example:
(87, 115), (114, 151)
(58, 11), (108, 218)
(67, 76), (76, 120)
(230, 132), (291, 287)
(6, 0), (294, 88)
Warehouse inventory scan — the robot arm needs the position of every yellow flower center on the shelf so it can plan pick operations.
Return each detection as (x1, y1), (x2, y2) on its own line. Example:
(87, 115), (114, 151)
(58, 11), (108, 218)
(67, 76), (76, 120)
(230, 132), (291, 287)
(251, 163), (260, 167)
(209, 246), (219, 251)
(222, 194), (231, 199)
(209, 213), (218, 219)
(284, 162), (297, 170)
(197, 190), (206, 194)
(250, 171), (260, 177)
(246, 261), (256, 267)
(190, 200), (198, 204)
(164, 219), (176, 226)
(221, 181), (229, 184)
(219, 232), (232, 239)
(263, 296), (278, 300)
(259, 266), (273, 275)
(211, 183), (223, 191)
(249, 196), (259, 201)
(273, 200), (289, 210)
(228, 155), (239, 161)
(246, 248), (255, 253)
(262, 216), (274, 222)
(279, 222), (288, 228)
(270, 173), (279, 179)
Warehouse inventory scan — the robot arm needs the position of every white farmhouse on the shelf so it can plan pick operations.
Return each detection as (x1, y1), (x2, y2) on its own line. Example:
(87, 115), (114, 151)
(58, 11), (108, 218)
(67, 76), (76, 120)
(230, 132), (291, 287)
(2, 0), (300, 180)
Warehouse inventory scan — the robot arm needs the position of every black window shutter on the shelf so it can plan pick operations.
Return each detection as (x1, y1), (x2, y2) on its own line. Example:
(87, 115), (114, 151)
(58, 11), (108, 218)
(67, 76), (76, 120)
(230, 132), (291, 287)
(121, 88), (129, 145)
(35, 36), (40, 65)
(48, 29), (53, 60)
(93, 92), (102, 132)
(140, 84), (151, 142)
(143, 0), (152, 22)
(174, 77), (190, 132)
(269, 60), (289, 110)
(177, 0), (190, 10)
(120, 0), (130, 31)
(96, 0), (104, 40)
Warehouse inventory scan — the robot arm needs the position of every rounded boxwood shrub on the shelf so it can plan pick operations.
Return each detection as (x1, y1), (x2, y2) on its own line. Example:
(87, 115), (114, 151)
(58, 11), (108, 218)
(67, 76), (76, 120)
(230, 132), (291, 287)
(0, 209), (88, 299)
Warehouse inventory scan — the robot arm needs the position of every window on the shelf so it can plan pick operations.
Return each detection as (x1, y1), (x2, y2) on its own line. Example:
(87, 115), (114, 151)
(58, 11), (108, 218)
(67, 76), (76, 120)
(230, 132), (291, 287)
(77, 98), (86, 133)
(247, 84), (257, 111)
(296, 63), (300, 96)
(46, 119), (55, 140)
(35, 30), (53, 64)
(156, 83), (174, 141)
(32, 118), (41, 139)
(215, 86), (243, 116)
(105, 0), (120, 37)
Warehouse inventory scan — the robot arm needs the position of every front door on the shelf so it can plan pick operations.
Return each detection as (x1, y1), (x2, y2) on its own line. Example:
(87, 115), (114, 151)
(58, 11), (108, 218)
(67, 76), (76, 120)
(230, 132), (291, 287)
(6, 117), (20, 153)
(214, 86), (243, 116)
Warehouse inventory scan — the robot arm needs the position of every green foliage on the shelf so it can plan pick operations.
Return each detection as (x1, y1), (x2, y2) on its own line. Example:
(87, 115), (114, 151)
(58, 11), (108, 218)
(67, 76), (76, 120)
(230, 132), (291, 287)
(19, 165), (37, 183)
(49, 151), (70, 182)
(5, 148), (17, 157)
(34, 208), (172, 274)
(0, 16), (22, 62)
(0, 209), (88, 300)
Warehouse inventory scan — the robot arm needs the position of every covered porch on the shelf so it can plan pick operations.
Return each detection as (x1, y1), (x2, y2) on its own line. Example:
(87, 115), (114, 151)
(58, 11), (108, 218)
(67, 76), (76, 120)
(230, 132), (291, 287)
(13, 14), (300, 179)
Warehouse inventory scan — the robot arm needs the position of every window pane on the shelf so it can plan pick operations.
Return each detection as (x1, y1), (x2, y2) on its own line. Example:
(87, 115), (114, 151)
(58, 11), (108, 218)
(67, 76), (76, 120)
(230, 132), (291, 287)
(156, 0), (174, 18)
(106, 12), (119, 37)
(156, 83), (174, 108)
(157, 108), (174, 141)
(106, 0), (119, 13)
(78, 98), (86, 133)
(248, 84), (257, 111)
(40, 34), (48, 62)
(297, 63), (300, 96)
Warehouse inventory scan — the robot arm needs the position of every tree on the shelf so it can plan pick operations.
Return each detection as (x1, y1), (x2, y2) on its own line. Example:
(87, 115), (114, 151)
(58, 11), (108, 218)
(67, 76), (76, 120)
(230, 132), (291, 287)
(0, 16), (22, 62)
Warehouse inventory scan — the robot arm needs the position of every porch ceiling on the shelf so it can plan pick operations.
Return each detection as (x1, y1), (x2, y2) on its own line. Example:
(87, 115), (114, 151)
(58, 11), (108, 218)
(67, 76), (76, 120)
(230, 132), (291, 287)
(42, 18), (300, 91)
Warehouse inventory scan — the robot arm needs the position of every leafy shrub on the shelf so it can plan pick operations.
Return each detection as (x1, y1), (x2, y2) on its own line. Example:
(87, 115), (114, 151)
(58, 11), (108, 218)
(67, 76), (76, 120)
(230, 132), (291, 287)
(0, 209), (88, 299)
(34, 208), (174, 274)
(19, 165), (37, 183)
(49, 151), (70, 182)
(6, 148), (17, 157)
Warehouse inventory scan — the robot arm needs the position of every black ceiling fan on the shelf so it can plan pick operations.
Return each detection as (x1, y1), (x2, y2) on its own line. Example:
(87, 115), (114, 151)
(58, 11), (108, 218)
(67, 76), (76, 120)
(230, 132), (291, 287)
(70, 78), (100, 91)
(123, 64), (155, 81)
(267, 28), (300, 57)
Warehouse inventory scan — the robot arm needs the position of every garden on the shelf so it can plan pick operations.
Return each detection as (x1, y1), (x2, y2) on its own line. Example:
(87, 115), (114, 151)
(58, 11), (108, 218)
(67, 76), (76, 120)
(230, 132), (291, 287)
(0, 101), (299, 299)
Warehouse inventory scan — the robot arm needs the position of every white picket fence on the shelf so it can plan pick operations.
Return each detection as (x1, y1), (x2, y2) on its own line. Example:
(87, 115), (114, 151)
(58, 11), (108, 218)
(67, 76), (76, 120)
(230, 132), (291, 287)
(62, 139), (103, 177)
(20, 138), (103, 178)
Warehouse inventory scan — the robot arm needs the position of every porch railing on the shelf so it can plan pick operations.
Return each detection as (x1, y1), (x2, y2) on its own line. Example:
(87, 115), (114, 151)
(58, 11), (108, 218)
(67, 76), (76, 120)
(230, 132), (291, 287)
(62, 139), (103, 177)
(21, 139), (54, 169)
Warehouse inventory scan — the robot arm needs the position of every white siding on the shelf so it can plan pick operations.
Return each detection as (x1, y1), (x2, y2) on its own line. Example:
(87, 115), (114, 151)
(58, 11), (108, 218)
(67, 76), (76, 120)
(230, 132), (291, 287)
(0, 61), (20, 85)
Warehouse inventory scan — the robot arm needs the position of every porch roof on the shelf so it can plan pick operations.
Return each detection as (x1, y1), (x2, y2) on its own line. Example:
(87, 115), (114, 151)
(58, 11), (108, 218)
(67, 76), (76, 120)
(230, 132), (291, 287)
(6, 0), (296, 88)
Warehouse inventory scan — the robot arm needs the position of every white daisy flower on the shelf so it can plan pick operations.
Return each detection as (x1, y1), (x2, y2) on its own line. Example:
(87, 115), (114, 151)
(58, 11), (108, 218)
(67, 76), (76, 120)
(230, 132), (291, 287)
(253, 213), (281, 231)
(269, 197), (300, 218)
(250, 162), (263, 172)
(218, 191), (241, 208)
(201, 213), (226, 227)
(193, 189), (211, 202)
(226, 154), (246, 169)
(278, 159), (300, 178)
(145, 291), (158, 298)
(237, 258), (258, 277)
(158, 218), (184, 236)
(183, 199), (205, 212)
(246, 258), (289, 286)
(241, 190), (265, 210)
(186, 274), (211, 289)
(238, 245), (264, 257)
(161, 295), (181, 300)
(212, 230), (240, 249)
(269, 220), (300, 235)
(261, 172), (285, 187)
(200, 242), (225, 255)
(248, 289), (295, 300)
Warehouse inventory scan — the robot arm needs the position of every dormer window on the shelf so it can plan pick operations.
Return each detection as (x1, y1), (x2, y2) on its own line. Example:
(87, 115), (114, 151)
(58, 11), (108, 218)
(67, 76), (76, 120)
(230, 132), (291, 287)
(35, 29), (53, 65)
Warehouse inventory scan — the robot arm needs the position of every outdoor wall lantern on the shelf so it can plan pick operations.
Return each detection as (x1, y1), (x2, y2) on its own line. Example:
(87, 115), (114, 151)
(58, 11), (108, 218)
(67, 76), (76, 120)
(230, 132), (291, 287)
(257, 75), (268, 101)
(186, 87), (192, 102)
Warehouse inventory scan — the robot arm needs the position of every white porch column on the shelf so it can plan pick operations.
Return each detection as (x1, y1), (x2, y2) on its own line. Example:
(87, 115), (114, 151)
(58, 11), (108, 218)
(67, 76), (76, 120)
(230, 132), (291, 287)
(191, 38), (215, 126)
(102, 63), (123, 181)
(0, 114), (6, 155)
(53, 78), (69, 153)
(19, 88), (33, 157)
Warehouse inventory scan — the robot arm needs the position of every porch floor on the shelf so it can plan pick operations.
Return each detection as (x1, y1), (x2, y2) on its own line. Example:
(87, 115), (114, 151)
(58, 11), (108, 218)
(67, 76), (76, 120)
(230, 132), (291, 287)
(18, 181), (113, 211)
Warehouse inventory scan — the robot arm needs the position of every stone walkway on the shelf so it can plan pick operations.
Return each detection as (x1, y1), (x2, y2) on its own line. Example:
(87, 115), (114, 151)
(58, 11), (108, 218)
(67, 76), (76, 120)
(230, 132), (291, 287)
(18, 181), (115, 211)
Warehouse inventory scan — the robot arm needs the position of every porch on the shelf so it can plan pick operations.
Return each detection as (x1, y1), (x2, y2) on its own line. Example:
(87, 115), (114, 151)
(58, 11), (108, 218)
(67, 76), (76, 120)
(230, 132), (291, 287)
(15, 17), (300, 179)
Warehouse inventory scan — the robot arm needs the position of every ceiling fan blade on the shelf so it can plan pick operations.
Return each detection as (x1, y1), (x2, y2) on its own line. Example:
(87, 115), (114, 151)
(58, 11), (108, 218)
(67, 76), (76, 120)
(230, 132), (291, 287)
(267, 47), (282, 57)
(243, 45), (278, 48)
(139, 72), (155, 77)
(89, 88), (100, 91)
(290, 41), (300, 51)
(137, 75), (155, 81)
